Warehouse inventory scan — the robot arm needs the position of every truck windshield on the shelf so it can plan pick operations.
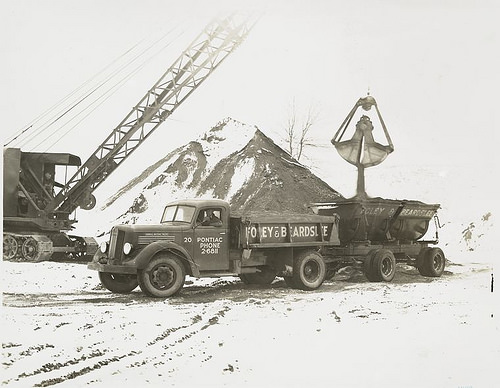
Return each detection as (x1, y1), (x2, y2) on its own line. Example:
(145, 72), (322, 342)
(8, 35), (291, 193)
(161, 205), (195, 224)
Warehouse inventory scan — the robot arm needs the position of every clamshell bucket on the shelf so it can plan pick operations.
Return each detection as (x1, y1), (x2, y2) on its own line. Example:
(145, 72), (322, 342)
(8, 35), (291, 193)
(313, 197), (439, 244)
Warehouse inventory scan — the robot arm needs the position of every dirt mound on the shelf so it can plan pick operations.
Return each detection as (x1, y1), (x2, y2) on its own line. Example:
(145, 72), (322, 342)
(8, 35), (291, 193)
(198, 128), (341, 214)
(106, 118), (341, 224)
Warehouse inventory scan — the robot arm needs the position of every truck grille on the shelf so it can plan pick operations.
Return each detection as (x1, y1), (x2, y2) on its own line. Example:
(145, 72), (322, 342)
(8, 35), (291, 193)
(109, 228), (125, 260)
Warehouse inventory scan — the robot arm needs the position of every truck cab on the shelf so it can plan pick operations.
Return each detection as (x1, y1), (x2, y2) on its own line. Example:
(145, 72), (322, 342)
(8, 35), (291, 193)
(89, 199), (235, 297)
(93, 199), (232, 270)
(163, 199), (231, 272)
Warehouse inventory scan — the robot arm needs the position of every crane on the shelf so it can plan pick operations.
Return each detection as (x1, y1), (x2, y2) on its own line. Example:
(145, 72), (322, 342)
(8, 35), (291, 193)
(3, 15), (252, 262)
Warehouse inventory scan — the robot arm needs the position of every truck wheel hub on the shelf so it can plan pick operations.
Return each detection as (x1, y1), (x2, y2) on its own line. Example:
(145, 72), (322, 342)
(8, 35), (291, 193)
(152, 266), (174, 287)
(381, 258), (392, 275)
(304, 262), (319, 280)
(433, 254), (443, 270)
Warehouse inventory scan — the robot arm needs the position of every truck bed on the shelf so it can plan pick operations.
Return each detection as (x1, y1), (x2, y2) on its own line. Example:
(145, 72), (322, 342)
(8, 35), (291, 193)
(312, 197), (440, 244)
(229, 212), (340, 249)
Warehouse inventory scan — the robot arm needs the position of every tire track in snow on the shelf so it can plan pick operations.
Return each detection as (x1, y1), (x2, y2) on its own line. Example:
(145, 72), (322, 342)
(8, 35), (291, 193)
(123, 303), (231, 372)
(11, 302), (232, 387)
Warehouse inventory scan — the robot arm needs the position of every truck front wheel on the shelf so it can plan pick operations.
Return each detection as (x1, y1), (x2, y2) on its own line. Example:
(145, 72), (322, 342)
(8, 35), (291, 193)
(293, 250), (326, 290)
(138, 254), (186, 298)
(98, 272), (139, 293)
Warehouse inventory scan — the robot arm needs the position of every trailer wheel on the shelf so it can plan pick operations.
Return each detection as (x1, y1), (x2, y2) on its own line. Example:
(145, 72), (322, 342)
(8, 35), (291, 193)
(98, 272), (139, 293)
(363, 250), (378, 282)
(239, 266), (276, 285)
(138, 254), (185, 298)
(417, 247), (445, 277)
(416, 248), (430, 276)
(3, 235), (18, 261)
(293, 250), (326, 290)
(367, 249), (396, 282)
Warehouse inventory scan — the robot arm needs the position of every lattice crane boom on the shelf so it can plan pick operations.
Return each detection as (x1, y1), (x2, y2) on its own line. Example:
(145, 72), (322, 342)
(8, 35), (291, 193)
(46, 15), (251, 215)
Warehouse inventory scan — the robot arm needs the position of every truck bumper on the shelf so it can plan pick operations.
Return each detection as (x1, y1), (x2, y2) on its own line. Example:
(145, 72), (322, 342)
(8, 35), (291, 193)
(87, 262), (138, 275)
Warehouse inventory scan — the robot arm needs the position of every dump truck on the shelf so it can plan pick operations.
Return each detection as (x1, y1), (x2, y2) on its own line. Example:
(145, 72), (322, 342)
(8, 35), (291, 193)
(88, 197), (445, 298)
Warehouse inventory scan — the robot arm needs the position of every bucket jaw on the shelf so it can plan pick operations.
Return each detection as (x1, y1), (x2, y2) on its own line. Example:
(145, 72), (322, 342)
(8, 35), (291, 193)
(332, 95), (394, 198)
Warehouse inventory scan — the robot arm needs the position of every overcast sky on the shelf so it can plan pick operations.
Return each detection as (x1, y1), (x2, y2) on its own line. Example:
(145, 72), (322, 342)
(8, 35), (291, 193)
(1, 0), (498, 203)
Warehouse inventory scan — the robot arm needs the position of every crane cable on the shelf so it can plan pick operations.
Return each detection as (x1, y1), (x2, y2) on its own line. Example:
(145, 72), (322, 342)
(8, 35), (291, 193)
(8, 29), (170, 149)
(26, 25), (185, 151)
(27, 27), (184, 152)
(3, 38), (146, 148)
(38, 28), (187, 154)
(4, 22), (185, 150)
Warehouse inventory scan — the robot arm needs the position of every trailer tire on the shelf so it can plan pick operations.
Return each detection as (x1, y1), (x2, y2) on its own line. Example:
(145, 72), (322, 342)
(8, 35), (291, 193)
(239, 266), (276, 285)
(363, 250), (378, 281)
(367, 249), (396, 282)
(417, 247), (445, 277)
(98, 272), (139, 293)
(293, 250), (326, 290)
(138, 254), (185, 298)
(416, 247), (430, 276)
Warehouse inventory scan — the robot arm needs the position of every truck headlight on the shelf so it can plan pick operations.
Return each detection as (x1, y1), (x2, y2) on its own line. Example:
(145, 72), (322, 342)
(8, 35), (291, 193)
(100, 241), (108, 253)
(123, 242), (133, 255)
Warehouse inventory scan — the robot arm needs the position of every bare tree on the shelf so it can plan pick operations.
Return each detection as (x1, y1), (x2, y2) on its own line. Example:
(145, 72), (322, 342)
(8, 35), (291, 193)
(283, 99), (319, 161)
(284, 99), (297, 157)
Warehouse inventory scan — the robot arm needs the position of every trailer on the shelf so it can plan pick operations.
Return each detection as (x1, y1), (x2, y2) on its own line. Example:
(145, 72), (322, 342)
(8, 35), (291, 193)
(88, 198), (445, 298)
(312, 197), (444, 281)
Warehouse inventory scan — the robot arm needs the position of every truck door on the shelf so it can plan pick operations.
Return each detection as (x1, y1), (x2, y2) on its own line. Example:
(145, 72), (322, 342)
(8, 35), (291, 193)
(192, 207), (229, 271)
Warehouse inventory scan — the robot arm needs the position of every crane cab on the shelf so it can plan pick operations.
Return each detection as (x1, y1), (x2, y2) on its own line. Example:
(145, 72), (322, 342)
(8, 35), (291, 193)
(3, 147), (81, 232)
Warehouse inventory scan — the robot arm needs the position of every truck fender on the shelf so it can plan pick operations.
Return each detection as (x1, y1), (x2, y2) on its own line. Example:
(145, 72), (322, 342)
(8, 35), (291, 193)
(134, 241), (200, 277)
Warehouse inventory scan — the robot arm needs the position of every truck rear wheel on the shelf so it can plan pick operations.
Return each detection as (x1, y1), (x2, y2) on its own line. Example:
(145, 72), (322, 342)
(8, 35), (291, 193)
(365, 249), (396, 282)
(293, 250), (326, 290)
(417, 247), (445, 277)
(239, 266), (276, 285)
(98, 272), (139, 293)
(138, 254), (186, 298)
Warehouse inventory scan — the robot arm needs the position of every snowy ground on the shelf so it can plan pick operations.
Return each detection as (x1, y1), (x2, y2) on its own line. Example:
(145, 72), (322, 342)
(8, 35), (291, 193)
(1, 260), (499, 387)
